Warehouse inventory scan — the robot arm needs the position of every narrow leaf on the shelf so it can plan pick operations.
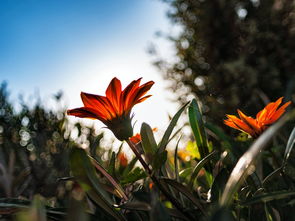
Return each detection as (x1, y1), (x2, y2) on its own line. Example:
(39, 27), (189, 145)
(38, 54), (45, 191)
(152, 150), (167, 171)
(121, 167), (147, 185)
(141, 122), (157, 155)
(242, 191), (295, 205)
(189, 99), (209, 159)
(283, 127), (295, 165)
(107, 151), (116, 177)
(158, 102), (189, 153)
(89, 156), (128, 201)
(189, 151), (217, 188)
(70, 148), (125, 220)
(122, 157), (138, 177)
(159, 178), (205, 215)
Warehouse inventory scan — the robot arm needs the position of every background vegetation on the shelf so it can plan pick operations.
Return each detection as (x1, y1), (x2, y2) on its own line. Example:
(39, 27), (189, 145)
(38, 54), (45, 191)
(1, 0), (295, 220)
(152, 0), (295, 127)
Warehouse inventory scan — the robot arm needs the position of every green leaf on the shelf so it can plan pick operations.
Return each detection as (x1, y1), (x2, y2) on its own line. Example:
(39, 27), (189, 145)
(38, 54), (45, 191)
(174, 136), (181, 182)
(241, 190), (295, 205)
(262, 167), (283, 186)
(283, 127), (295, 166)
(209, 207), (235, 221)
(210, 168), (230, 203)
(0, 198), (31, 209)
(150, 201), (171, 221)
(158, 102), (189, 153)
(220, 112), (294, 207)
(117, 202), (151, 211)
(122, 157), (138, 177)
(179, 167), (193, 180)
(159, 178), (205, 215)
(152, 150), (167, 171)
(70, 148), (125, 220)
(140, 122), (157, 155)
(89, 156), (128, 201)
(189, 151), (217, 189)
(0, 198), (66, 220)
(121, 167), (147, 185)
(89, 133), (104, 160)
(188, 99), (209, 159)
(107, 151), (116, 176)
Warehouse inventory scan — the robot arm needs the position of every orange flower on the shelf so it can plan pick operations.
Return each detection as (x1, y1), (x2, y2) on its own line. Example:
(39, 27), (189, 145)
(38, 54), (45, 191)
(224, 97), (291, 138)
(67, 77), (154, 141)
(118, 152), (128, 167)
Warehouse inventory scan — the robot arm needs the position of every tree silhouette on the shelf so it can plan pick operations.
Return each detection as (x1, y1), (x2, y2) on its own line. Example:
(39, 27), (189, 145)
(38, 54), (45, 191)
(153, 0), (295, 126)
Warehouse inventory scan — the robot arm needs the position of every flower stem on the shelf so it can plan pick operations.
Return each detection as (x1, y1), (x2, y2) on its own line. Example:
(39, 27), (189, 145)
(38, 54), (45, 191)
(126, 139), (196, 220)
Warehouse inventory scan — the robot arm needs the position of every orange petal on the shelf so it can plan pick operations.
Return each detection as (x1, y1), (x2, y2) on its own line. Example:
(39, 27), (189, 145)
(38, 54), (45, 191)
(267, 101), (291, 124)
(67, 107), (107, 122)
(264, 97), (283, 117)
(225, 114), (255, 136)
(129, 81), (154, 108)
(224, 119), (241, 130)
(237, 110), (261, 134)
(136, 95), (152, 104)
(256, 108), (267, 123)
(105, 78), (122, 114)
(81, 92), (115, 120)
(122, 78), (142, 111)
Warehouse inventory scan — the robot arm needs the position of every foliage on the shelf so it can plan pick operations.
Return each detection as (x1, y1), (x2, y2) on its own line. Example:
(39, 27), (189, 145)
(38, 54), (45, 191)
(2, 81), (295, 220)
(151, 0), (295, 129)
(0, 82), (105, 205)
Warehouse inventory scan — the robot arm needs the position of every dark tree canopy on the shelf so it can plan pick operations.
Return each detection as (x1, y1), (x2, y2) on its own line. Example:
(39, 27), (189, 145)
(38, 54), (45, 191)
(154, 0), (295, 125)
(0, 82), (106, 202)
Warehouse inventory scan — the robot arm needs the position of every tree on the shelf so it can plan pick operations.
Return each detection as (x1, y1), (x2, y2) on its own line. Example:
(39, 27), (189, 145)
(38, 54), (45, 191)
(153, 0), (295, 127)
(0, 82), (105, 204)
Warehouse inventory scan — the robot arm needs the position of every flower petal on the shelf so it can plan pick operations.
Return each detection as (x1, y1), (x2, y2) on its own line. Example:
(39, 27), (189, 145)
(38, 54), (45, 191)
(264, 97), (283, 118)
(105, 77), (122, 114)
(256, 108), (267, 124)
(136, 95), (152, 104)
(225, 114), (256, 136)
(128, 81), (154, 108)
(237, 110), (261, 134)
(122, 78), (142, 111)
(81, 92), (115, 120)
(267, 101), (291, 124)
(67, 107), (107, 122)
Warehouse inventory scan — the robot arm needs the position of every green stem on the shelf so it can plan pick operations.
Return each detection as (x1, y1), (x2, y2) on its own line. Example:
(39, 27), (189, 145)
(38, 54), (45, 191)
(126, 139), (195, 220)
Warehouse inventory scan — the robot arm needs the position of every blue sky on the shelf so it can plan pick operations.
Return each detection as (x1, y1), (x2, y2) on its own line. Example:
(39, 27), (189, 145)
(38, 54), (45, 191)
(0, 0), (179, 131)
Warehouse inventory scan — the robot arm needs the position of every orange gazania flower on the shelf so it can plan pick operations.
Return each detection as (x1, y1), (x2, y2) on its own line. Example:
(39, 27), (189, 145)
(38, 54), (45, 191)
(118, 152), (128, 167)
(224, 97), (291, 138)
(67, 77), (154, 141)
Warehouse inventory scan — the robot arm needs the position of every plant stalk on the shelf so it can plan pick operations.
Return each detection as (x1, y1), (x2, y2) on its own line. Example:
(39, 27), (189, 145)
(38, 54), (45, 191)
(126, 139), (196, 220)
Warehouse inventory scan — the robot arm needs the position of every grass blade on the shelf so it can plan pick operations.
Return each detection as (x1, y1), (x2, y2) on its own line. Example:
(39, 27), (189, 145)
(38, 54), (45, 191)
(188, 99), (209, 159)
(241, 190), (295, 205)
(89, 156), (128, 201)
(70, 148), (125, 220)
(159, 178), (206, 215)
(158, 102), (189, 153)
(283, 127), (295, 166)
(189, 150), (217, 189)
